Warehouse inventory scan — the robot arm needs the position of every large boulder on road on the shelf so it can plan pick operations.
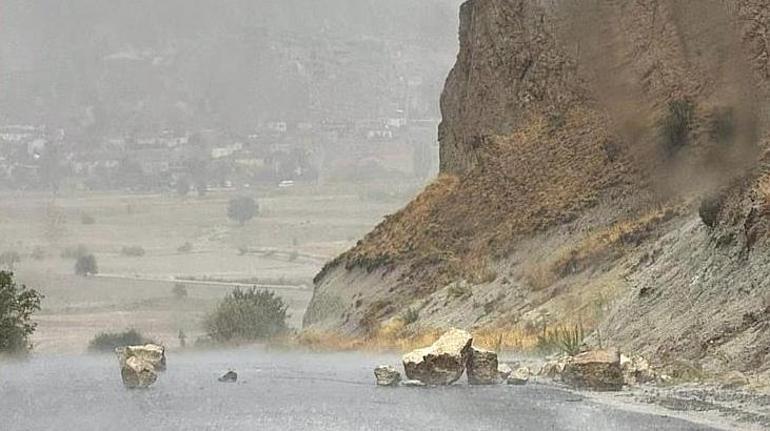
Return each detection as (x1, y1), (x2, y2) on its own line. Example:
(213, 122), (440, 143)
(562, 349), (623, 391)
(467, 347), (499, 385)
(402, 328), (472, 385)
(116, 344), (167, 372)
(121, 356), (158, 389)
(374, 365), (401, 386)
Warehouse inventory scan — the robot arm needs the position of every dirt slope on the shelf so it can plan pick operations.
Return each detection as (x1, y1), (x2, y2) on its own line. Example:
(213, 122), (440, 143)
(304, 0), (770, 377)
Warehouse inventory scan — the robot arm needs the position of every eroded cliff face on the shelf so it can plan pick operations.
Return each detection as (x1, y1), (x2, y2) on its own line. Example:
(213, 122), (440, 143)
(305, 0), (770, 376)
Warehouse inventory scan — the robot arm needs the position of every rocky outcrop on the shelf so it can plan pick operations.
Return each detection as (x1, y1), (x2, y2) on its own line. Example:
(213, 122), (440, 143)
(374, 365), (401, 387)
(120, 356), (158, 389)
(466, 347), (499, 385)
(561, 349), (624, 391)
(305, 0), (770, 380)
(402, 328), (472, 385)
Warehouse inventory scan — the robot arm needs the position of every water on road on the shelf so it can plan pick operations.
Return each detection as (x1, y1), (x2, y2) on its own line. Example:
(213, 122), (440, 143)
(0, 348), (723, 430)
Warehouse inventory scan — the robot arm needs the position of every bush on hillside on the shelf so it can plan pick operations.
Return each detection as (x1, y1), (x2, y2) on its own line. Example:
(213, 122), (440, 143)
(205, 287), (288, 342)
(88, 329), (154, 352)
(0, 271), (43, 355)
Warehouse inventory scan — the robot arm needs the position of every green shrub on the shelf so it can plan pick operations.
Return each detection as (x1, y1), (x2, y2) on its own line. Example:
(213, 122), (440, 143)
(0, 271), (43, 355)
(88, 329), (153, 352)
(121, 246), (146, 257)
(401, 307), (419, 325)
(205, 287), (288, 342)
(75, 254), (98, 276)
(536, 324), (585, 356)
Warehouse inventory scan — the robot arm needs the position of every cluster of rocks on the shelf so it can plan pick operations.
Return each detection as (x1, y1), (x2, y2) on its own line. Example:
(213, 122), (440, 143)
(374, 329), (658, 392)
(374, 329), (531, 388)
(538, 348), (658, 391)
(116, 344), (167, 389)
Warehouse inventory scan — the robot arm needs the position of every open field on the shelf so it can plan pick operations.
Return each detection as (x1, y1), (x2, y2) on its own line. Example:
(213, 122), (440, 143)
(0, 183), (418, 354)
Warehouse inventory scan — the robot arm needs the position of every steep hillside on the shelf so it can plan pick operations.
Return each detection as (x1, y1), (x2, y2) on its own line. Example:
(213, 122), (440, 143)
(304, 0), (770, 376)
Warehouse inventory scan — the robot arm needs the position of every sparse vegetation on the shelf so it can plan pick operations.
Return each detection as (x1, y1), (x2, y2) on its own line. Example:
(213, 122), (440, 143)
(75, 254), (98, 276)
(227, 196), (259, 226)
(401, 307), (419, 325)
(205, 287), (288, 342)
(0, 271), (43, 355)
(660, 99), (694, 156)
(121, 245), (146, 257)
(87, 329), (154, 352)
(536, 324), (585, 356)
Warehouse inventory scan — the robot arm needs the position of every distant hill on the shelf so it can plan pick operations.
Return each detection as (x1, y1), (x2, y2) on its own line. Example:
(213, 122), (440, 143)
(0, 0), (462, 134)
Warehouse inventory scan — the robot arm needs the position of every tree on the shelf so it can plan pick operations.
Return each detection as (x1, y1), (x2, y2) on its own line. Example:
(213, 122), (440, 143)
(75, 254), (98, 276)
(0, 271), (43, 354)
(205, 287), (288, 342)
(227, 196), (259, 226)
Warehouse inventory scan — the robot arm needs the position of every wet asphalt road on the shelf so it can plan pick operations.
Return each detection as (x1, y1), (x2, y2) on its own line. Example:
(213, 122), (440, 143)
(0, 348), (723, 430)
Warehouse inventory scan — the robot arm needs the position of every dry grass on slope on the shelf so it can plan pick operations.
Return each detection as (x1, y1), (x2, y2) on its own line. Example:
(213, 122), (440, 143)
(317, 107), (632, 293)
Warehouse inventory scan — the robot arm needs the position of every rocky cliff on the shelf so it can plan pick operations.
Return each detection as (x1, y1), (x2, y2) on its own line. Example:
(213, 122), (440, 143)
(305, 0), (770, 377)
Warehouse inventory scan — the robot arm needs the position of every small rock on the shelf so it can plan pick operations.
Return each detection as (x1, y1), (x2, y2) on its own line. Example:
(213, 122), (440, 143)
(401, 379), (427, 387)
(121, 356), (158, 389)
(507, 367), (531, 385)
(374, 365), (401, 387)
(497, 363), (513, 381)
(218, 371), (238, 383)
(117, 344), (167, 372)
(467, 347), (499, 385)
(402, 328), (472, 385)
(562, 349), (624, 391)
(620, 354), (656, 385)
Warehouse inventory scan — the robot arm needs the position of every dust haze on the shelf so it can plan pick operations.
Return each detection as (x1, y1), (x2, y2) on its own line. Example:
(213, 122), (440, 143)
(0, 0), (461, 351)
